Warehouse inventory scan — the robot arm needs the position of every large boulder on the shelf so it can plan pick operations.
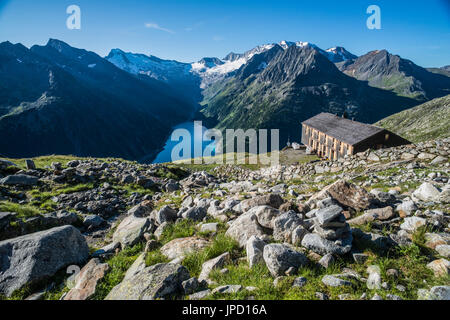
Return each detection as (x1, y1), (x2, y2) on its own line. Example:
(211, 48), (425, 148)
(64, 258), (109, 300)
(225, 211), (270, 247)
(233, 194), (284, 213)
(306, 180), (375, 211)
(160, 237), (209, 260)
(0, 225), (89, 297)
(112, 215), (152, 248)
(263, 244), (308, 277)
(0, 174), (39, 186)
(105, 263), (190, 300)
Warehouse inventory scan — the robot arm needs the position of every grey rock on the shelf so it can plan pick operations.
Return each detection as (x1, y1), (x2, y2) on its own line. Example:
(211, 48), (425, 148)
(291, 225), (310, 245)
(198, 252), (231, 282)
(263, 243), (308, 277)
(233, 194), (284, 213)
(292, 277), (307, 288)
(25, 159), (36, 170)
(83, 215), (105, 228)
(112, 215), (152, 248)
(92, 242), (120, 258)
(188, 289), (212, 300)
(200, 223), (218, 233)
(315, 205), (343, 227)
(435, 244), (450, 258)
(0, 225), (89, 297)
(156, 205), (178, 224)
(0, 159), (17, 169)
(321, 275), (352, 287)
(123, 253), (147, 280)
(212, 285), (243, 294)
(246, 205), (281, 229)
(0, 174), (38, 186)
(412, 182), (441, 202)
(160, 237), (209, 260)
(225, 211), (269, 247)
(301, 233), (352, 256)
(273, 211), (303, 243)
(182, 207), (207, 221)
(105, 263), (190, 300)
(246, 236), (266, 268)
(318, 253), (335, 268)
(353, 253), (369, 264)
(182, 277), (205, 295)
(400, 217), (427, 233)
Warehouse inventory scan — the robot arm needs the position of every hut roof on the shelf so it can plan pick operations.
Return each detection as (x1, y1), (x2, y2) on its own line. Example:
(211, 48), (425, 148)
(302, 112), (385, 146)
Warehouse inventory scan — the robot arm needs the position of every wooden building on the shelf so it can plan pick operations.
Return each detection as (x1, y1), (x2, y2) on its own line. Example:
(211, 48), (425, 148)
(301, 113), (410, 160)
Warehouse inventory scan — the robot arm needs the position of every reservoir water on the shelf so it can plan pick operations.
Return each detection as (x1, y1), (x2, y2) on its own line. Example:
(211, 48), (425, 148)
(152, 121), (216, 163)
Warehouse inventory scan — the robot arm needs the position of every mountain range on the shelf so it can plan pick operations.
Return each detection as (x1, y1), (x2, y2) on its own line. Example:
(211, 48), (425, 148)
(1, 39), (449, 161)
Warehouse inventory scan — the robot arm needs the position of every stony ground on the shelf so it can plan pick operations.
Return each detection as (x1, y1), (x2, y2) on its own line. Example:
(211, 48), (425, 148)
(0, 139), (449, 300)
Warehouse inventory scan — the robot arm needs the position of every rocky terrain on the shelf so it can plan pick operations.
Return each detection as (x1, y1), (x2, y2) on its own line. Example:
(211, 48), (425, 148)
(0, 139), (449, 300)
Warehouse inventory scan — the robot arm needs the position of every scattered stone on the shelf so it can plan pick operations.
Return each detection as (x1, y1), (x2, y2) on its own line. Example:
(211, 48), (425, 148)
(25, 159), (36, 170)
(160, 237), (209, 260)
(188, 289), (212, 300)
(427, 259), (449, 277)
(200, 223), (218, 233)
(412, 182), (441, 202)
(198, 252), (231, 282)
(155, 205), (178, 224)
(400, 217), (427, 233)
(348, 207), (395, 225)
(181, 277), (205, 295)
(352, 253), (369, 264)
(246, 236), (266, 268)
(318, 253), (335, 268)
(64, 258), (109, 300)
(83, 215), (105, 228)
(292, 277), (307, 288)
(435, 244), (450, 258)
(212, 285), (243, 294)
(233, 194), (284, 213)
(321, 275), (352, 287)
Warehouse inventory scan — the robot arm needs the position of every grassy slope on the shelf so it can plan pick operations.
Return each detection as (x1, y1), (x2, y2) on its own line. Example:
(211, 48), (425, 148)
(375, 94), (450, 143)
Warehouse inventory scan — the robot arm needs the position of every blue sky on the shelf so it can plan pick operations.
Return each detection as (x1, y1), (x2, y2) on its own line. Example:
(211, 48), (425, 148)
(0, 0), (449, 66)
